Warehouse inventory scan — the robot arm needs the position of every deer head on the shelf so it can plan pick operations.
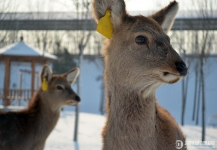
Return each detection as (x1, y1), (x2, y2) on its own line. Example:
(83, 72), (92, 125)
(92, 0), (187, 94)
(40, 65), (80, 110)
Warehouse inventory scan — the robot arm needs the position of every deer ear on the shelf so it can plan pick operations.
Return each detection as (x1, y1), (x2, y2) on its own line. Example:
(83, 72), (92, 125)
(92, 0), (127, 28)
(65, 68), (80, 85)
(149, 1), (179, 34)
(40, 65), (52, 82)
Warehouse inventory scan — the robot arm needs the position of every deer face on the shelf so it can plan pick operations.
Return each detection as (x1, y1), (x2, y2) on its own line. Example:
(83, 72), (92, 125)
(109, 16), (187, 85)
(48, 75), (80, 106)
(40, 65), (80, 110)
(93, 1), (187, 91)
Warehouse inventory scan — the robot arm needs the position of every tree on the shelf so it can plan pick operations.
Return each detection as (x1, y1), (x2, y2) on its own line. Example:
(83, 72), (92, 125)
(182, 0), (216, 141)
(52, 45), (77, 74)
(68, 0), (93, 146)
(0, 0), (18, 48)
(168, 0), (216, 141)
(191, 0), (216, 141)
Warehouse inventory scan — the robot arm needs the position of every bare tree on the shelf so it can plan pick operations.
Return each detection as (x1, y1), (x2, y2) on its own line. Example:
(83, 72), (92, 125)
(169, 1), (216, 141)
(25, 0), (56, 53)
(188, 0), (216, 141)
(67, 0), (93, 148)
(181, 51), (190, 126)
(169, 29), (192, 126)
(0, 0), (18, 47)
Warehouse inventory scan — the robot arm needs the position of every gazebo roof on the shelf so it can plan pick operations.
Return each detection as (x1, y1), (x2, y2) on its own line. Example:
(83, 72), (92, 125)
(0, 41), (57, 60)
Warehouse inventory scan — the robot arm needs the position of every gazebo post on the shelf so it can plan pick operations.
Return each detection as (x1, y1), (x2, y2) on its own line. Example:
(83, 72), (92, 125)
(4, 57), (11, 106)
(31, 60), (36, 97)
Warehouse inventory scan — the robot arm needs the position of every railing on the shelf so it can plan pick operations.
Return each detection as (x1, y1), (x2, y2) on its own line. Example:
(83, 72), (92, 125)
(0, 89), (37, 106)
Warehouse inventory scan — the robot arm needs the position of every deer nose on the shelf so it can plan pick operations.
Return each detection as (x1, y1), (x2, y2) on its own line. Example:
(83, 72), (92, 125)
(175, 62), (188, 76)
(75, 96), (81, 102)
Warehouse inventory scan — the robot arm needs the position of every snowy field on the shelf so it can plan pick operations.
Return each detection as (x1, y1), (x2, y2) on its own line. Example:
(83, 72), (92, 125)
(45, 111), (217, 150)
(45, 111), (105, 150)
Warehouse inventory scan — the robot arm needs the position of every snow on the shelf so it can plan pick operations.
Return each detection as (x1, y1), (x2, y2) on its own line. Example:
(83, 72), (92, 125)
(45, 111), (217, 150)
(0, 41), (57, 60)
(45, 111), (105, 150)
(182, 126), (217, 149)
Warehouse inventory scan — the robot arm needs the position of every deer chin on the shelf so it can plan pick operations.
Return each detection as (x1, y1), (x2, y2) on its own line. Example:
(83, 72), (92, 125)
(159, 71), (182, 84)
(66, 100), (79, 106)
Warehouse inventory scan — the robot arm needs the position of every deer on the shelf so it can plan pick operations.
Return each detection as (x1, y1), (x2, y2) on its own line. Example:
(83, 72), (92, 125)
(0, 65), (80, 150)
(92, 0), (188, 149)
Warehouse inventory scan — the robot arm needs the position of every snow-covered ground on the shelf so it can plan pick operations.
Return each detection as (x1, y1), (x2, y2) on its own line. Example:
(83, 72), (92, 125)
(45, 111), (217, 150)
(45, 111), (104, 150)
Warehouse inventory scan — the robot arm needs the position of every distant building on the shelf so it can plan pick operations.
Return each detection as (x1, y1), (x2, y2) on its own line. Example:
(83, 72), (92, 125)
(0, 38), (57, 106)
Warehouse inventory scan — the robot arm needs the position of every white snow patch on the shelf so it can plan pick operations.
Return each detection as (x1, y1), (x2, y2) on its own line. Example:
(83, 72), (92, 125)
(45, 111), (105, 150)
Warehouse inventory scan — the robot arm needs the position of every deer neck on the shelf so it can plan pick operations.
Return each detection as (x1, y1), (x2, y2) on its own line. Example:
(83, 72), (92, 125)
(108, 84), (156, 129)
(104, 78), (158, 148)
(27, 92), (60, 140)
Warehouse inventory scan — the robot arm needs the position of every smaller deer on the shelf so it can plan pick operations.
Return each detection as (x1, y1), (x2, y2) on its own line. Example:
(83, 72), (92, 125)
(0, 65), (80, 150)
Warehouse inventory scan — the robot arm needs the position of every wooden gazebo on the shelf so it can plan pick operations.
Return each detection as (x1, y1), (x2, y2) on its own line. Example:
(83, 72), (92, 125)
(0, 38), (57, 106)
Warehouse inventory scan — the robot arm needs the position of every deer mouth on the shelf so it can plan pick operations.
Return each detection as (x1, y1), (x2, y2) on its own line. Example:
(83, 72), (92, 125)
(160, 71), (182, 83)
(163, 72), (180, 76)
(66, 100), (79, 106)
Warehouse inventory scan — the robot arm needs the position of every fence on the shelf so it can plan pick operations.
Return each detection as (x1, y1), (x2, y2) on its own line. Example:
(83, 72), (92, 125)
(0, 89), (36, 106)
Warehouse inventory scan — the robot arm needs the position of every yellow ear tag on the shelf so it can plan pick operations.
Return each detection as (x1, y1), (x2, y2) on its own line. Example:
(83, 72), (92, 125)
(42, 78), (48, 91)
(97, 10), (113, 39)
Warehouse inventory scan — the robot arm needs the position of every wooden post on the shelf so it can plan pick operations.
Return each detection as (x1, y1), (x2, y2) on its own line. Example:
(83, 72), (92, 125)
(18, 71), (22, 106)
(31, 60), (36, 97)
(3, 57), (11, 106)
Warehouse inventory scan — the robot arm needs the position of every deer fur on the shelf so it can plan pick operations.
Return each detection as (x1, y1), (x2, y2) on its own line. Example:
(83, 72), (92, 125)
(0, 65), (80, 150)
(92, 0), (188, 149)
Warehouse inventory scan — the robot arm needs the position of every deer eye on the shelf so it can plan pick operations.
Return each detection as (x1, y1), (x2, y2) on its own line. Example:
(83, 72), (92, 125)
(135, 35), (148, 44)
(56, 85), (64, 90)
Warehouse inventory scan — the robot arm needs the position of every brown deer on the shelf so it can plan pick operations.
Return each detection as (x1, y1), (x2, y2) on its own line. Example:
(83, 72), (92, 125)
(92, 0), (188, 149)
(0, 65), (80, 150)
